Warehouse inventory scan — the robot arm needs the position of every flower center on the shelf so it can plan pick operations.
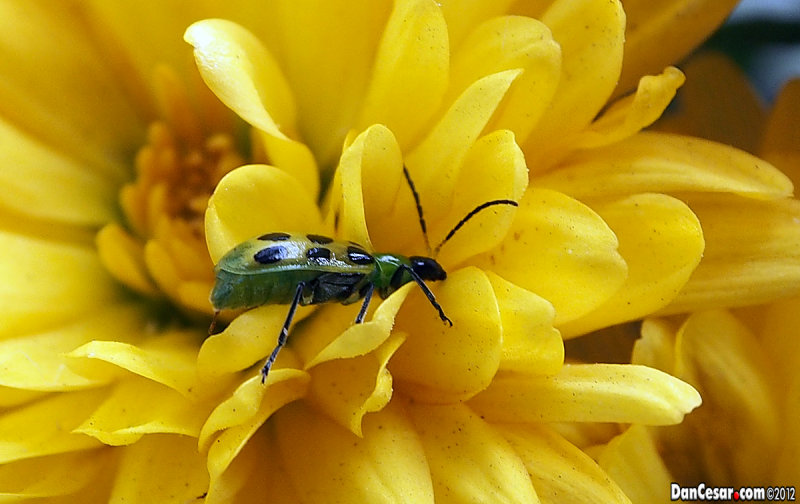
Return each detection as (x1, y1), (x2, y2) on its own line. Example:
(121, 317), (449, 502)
(96, 69), (252, 315)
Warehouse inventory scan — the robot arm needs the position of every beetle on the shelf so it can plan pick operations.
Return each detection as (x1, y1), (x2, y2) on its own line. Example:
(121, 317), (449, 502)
(210, 166), (518, 382)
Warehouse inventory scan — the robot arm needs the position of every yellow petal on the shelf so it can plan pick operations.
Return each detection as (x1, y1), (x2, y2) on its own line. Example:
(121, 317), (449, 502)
(206, 427), (300, 504)
(308, 333), (404, 437)
(330, 124), (398, 248)
(537, 132), (793, 199)
(469, 364), (701, 425)
(471, 188), (627, 325)
(432, 129), (527, 266)
(392, 267), (502, 403)
(575, 67), (685, 149)
(0, 390), (105, 463)
(96, 224), (159, 296)
(205, 370), (309, 485)
(356, 0), (449, 148)
(205, 164), (323, 263)
(184, 20), (318, 195)
(654, 52), (766, 153)
(184, 19), (294, 139)
(407, 402), (539, 503)
(199, 368), (308, 453)
(67, 331), (198, 395)
(438, 0), (516, 49)
(666, 196), (800, 312)
(618, 0), (740, 95)
(109, 434), (208, 503)
(205, 370), (308, 485)
(406, 69), (522, 220)
(305, 284), (412, 368)
(75, 378), (205, 446)
(0, 117), (117, 225)
(274, 401), (435, 504)
(633, 318), (679, 372)
(450, 15), (561, 144)
(673, 310), (780, 482)
(500, 424), (630, 504)
(0, 450), (110, 500)
(0, 304), (146, 391)
(559, 193), (704, 338)
(0, 230), (122, 339)
(525, 0), (625, 167)
(486, 272), (563, 375)
(762, 78), (800, 179)
(197, 304), (310, 381)
(0, 0), (141, 179)
(597, 425), (673, 504)
(266, 0), (391, 168)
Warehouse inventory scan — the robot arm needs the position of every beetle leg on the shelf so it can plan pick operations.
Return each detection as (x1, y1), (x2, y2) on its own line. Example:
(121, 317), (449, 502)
(262, 282), (305, 383)
(208, 310), (220, 336)
(402, 265), (453, 326)
(354, 283), (375, 324)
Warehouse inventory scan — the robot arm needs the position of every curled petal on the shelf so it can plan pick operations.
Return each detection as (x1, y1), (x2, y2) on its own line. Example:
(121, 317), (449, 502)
(406, 69), (522, 220)
(274, 401), (435, 504)
(469, 364), (701, 425)
(184, 19), (318, 195)
(392, 267), (502, 403)
(197, 304), (309, 380)
(66, 331), (198, 395)
(470, 188), (627, 326)
(329, 124), (402, 248)
(666, 196), (800, 312)
(184, 19), (295, 140)
(618, 0), (740, 95)
(673, 311), (780, 480)
(450, 15), (561, 143)
(575, 67), (686, 149)
(205, 164), (324, 262)
(525, 0), (625, 167)
(432, 129), (527, 266)
(74, 379), (206, 446)
(109, 434), (208, 502)
(559, 193), (704, 338)
(96, 224), (159, 296)
(204, 370), (309, 484)
(538, 133), (793, 200)
(356, 0), (449, 148)
(305, 284), (412, 367)
(407, 402), (539, 503)
(486, 272), (563, 376)
(596, 425), (673, 503)
(308, 333), (405, 437)
(499, 424), (630, 504)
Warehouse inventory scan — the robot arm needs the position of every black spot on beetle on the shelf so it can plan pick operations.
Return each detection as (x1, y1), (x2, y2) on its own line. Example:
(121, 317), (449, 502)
(254, 245), (288, 264)
(346, 246), (374, 265)
(258, 232), (290, 241)
(306, 247), (332, 260)
(307, 234), (333, 244)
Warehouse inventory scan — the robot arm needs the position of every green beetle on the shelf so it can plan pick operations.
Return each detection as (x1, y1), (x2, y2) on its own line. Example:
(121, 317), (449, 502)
(210, 167), (517, 382)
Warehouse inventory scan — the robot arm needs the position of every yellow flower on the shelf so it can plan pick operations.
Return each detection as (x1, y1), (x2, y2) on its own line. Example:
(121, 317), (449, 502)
(595, 55), (800, 501)
(0, 0), (789, 502)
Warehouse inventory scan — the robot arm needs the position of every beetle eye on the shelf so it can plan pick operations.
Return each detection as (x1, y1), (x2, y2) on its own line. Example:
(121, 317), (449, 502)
(409, 256), (446, 281)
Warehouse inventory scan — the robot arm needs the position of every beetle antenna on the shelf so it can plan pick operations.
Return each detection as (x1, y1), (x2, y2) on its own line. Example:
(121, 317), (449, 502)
(402, 165), (432, 255)
(434, 199), (519, 254)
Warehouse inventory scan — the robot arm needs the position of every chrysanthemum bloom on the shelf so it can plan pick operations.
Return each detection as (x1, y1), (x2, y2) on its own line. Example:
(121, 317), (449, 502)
(596, 56), (800, 500)
(0, 1), (793, 502)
